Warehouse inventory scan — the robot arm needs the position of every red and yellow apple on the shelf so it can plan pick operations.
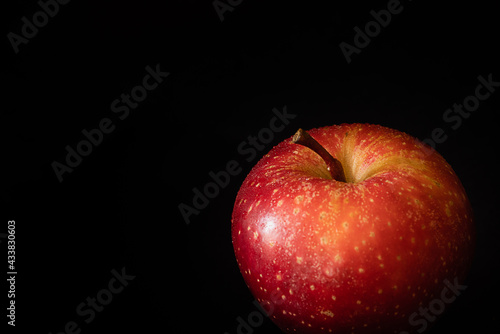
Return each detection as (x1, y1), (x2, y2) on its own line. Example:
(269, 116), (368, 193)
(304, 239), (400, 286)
(231, 124), (474, 333)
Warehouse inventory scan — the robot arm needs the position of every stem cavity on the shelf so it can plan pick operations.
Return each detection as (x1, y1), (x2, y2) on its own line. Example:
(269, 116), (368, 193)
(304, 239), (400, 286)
(292, 128), (347, 182)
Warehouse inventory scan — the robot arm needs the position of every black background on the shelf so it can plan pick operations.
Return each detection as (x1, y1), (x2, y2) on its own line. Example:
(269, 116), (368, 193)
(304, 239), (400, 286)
(3, 0), (499, 333)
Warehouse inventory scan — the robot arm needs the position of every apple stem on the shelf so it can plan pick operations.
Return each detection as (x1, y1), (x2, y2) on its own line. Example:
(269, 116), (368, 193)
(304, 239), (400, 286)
(292, 128), (347, 182)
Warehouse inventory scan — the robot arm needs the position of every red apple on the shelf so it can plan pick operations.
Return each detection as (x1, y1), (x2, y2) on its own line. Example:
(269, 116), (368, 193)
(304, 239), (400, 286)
(231, 124), (474, 334)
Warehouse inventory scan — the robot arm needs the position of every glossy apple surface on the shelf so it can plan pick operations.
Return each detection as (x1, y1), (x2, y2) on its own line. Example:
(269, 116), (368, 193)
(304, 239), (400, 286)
(231, 124), (474, 333)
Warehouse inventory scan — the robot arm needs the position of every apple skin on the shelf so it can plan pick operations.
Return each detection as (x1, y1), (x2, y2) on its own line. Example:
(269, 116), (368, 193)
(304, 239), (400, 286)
(231, 124), (474, 334)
